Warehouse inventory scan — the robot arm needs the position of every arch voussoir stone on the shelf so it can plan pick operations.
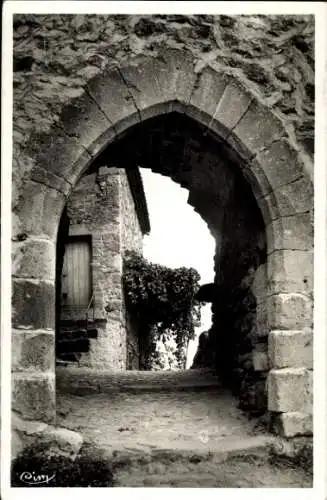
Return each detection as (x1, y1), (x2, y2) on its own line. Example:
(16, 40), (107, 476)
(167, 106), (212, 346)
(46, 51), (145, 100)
(25, 126), (92, 189)
(186, 66), (230, 130)
(263, 177), (313, 220)
(253, 139), (310, 196)
(209, 78), (253, 140)
(226, 99), (286, 162)
(29, 165), (72, 197)
(86, 66), (140, 137)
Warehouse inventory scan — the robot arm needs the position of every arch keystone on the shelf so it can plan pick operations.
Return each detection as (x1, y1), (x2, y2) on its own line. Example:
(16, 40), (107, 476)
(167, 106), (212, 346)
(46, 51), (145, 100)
(118, 49), (198, 122)
(187, 66), (229, 129)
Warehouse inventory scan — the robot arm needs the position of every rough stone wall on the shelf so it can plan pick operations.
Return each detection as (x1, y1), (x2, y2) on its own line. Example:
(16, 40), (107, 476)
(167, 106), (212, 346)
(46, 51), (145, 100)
(210, 172), (268, 414)
(12, 14), (314, 216)
(120, 171), (143, 255)
(119, 168), (143, 369)
(60, 166), (143, 369)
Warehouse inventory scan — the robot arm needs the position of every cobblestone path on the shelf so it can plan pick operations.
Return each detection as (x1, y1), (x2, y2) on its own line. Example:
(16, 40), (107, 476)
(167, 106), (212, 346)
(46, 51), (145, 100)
(56, 368), (312, 487)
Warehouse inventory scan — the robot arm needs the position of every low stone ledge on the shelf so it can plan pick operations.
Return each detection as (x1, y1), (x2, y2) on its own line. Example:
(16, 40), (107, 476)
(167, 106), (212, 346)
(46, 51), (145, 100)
(12, 411), (83, 461)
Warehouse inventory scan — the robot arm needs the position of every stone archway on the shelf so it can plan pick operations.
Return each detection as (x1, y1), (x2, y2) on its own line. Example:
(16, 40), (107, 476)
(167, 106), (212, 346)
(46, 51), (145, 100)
(12, 42), (313, 438)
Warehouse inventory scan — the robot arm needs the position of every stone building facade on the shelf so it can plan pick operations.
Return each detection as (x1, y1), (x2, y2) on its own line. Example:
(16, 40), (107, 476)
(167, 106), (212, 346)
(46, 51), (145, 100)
(11, 14), (314, 440)
(56, 166), (150, 370)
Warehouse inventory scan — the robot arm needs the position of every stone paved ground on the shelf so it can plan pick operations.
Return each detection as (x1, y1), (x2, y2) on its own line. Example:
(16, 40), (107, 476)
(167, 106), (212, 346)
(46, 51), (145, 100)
(56, 369), (312, 487)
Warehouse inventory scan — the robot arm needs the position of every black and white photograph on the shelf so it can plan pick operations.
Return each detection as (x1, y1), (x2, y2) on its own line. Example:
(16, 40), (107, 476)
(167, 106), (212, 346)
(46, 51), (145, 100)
(1, 1), (326, 496)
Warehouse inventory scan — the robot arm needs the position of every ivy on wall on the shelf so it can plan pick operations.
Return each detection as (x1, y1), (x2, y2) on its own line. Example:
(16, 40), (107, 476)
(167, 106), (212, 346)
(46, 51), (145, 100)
(123, 251), (202, 369)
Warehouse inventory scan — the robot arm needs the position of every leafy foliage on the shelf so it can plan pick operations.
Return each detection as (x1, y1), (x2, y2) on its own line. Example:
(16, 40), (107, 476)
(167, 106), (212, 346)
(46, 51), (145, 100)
(123, 251), (201, 369)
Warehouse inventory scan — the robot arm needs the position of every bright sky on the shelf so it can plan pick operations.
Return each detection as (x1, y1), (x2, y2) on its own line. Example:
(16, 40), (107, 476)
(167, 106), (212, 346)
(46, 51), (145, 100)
(140, 168), (215, 368)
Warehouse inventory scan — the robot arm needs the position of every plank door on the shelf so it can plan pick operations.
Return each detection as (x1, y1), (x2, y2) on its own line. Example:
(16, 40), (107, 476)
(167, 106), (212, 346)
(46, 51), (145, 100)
(61, 237), (92, 308)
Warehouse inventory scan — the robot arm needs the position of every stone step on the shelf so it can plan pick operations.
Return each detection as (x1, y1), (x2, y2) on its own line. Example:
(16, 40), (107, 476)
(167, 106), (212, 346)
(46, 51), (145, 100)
(56, 367), (222, 395)
(110, 436), (281, 487)
(56, 386), (283, 487)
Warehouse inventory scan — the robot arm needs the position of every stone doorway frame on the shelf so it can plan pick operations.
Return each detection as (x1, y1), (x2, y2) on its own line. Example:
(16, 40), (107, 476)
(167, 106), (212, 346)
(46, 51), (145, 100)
(12, 48), (313, 437)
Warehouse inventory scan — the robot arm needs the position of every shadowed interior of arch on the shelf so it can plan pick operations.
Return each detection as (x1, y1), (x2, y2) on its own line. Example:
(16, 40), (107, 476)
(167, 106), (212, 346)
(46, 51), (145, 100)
(56, 110), (269, 417)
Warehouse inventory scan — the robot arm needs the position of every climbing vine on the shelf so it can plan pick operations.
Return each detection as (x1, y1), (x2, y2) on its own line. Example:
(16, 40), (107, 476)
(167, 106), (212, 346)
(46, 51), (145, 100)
(123, 251), (202, 369)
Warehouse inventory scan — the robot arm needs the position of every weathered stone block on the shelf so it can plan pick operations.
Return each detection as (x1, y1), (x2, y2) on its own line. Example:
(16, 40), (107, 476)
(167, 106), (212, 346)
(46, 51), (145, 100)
(26, 126), (92, 188)
(12, 279), (55, 329)
(12, 238), (56, 281)
(253, 139), (308, 195)
(229, 100), (285, 161)
(214, 79), (253, 138)
(13, 180), (66, 242)
(41, 427), (83, 460)
(271, 412), (313, 437)
(264, 177), (313, 218)
(12, 372), (56, 423)
(120, 49), (198, 122)
(187, 66), (229, 128)
(266, 212), (313, 255)
(12, 412), (83, 460)
(268, 330), (313, 368)
(59, 91), (112, 155)
(267, 249), (313, 295)
(30, 165), (71, 196)
(267, 293), (313, 330)
(267, 368), (312, 413)
(86, 67), (140, 132)
(12, 330), (55, 372)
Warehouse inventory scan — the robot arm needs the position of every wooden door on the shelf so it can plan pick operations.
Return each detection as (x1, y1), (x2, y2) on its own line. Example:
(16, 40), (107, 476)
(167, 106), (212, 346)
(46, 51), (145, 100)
(61, 238), (92, 308)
